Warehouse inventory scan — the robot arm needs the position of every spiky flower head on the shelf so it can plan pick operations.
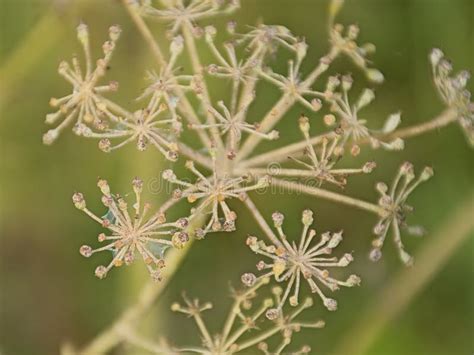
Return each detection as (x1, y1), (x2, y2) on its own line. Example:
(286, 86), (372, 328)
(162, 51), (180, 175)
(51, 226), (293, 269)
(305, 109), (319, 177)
(75, 177), (190, 280)
(282, 115), (376, 187)
(430, 48), (474, 145)
(190, 97), (279, 160)
(329, 22), (384, 83)
(44, 24), (121, 145)
(139, 0), (240, 37)
(245, 209), (360, 311)
(166, 277), (323, 354)
(323, 75), (405, 155)
(370, 162), (434, 265)
(162, 153), (271, 237)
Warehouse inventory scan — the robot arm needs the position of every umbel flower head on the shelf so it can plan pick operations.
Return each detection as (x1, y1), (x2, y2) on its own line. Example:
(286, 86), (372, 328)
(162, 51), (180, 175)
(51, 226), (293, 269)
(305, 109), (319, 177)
(164, 277), (324, 354)
(74, 177), (190, 280)
(329, 22), (384, 84)
(94, 99), (181, 160)
(44, 24), (121, 145)
(280, 115), (376, 188)
(370, 162), (434, 265)
(189, 95), (279, 160)
(162, 149), (271, 237)
(244, 209), (360, 311)
(138, 0), (240, 37)
(323, 74), (404, 156)
(257, 286), (324, 355)
(430, 48), (474, 145)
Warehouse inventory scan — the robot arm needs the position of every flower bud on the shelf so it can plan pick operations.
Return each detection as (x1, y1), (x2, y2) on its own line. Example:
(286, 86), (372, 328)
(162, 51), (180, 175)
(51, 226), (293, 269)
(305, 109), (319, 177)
(366, 68), (384, 84)
(241, 273), (257, 287)
(72, 192), (86, 209)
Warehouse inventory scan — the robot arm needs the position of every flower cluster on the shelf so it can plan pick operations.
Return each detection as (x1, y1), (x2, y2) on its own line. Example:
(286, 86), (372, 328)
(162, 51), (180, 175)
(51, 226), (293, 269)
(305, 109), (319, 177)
(44, 24), (121, 145)
(43, 0), (466, 286)
(162, 152), (271, 237)
(244, 209), (360, 311)
(371, 162), (434, 265)
(323, 74), (404, 155)
(74, 178), (190, 280)
(42, 0), (473, 353)
(430, 48), (474, 145)
(272, 115), (376, 188)
(124, 278), (325, 354)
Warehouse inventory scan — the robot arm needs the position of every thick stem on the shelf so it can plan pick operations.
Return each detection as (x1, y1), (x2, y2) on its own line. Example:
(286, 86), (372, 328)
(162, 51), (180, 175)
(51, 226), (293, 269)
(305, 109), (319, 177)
(271, 178), (385, 216)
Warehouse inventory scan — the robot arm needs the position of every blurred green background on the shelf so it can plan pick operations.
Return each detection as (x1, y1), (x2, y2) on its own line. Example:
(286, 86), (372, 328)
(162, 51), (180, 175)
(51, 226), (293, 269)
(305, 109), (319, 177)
(0, 0), (473, 354)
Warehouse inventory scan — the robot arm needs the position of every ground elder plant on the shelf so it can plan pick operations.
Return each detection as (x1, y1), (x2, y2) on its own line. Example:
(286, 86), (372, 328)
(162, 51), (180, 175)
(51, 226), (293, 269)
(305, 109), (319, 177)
(43, 0), (473, 353)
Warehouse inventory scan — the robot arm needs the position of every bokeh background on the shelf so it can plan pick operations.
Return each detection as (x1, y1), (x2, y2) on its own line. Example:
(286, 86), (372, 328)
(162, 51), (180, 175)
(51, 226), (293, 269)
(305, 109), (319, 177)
(1, 0), (473, 354)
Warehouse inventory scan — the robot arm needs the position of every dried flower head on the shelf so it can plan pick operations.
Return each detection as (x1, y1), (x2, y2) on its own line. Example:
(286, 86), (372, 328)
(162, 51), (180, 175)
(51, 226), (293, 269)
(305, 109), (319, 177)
(136, 35), (193, 119)
(430, 48), (474, 145)
(92, 99), (181, 160)
(235, 23), (301, 55)
(139, 0), (240, 37)
(324, 75), (404, 155)
(162, 278), (323, 354)
(163, 152), (271, 237)
(245, 209), (360, 311)
(259, 45), (330, 113)
(204, 27), (259, 85)
(329, 22), (384, 83)
(75, 177), (190, 280)
(44, 24), (121, 145)
(190, 97), (279, 159)
(279, 115), (376, 188)
(370, 162), (434, 265)
(257, 286), (324, 355)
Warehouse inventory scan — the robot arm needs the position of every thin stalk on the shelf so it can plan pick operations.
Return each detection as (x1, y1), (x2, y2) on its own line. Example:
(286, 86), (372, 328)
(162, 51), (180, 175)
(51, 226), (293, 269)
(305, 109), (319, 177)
(242, 194), (283, 247)
(271, 178), (385, 216)
(239, 133), (326, 168)
(239, 108), (458, 169)
(334, 193), (474, 355)
(235, 326), (281, 351)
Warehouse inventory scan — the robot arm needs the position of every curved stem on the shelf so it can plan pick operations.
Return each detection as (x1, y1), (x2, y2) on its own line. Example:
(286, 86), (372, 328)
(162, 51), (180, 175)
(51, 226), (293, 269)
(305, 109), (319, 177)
(333, 192), (474, 355)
